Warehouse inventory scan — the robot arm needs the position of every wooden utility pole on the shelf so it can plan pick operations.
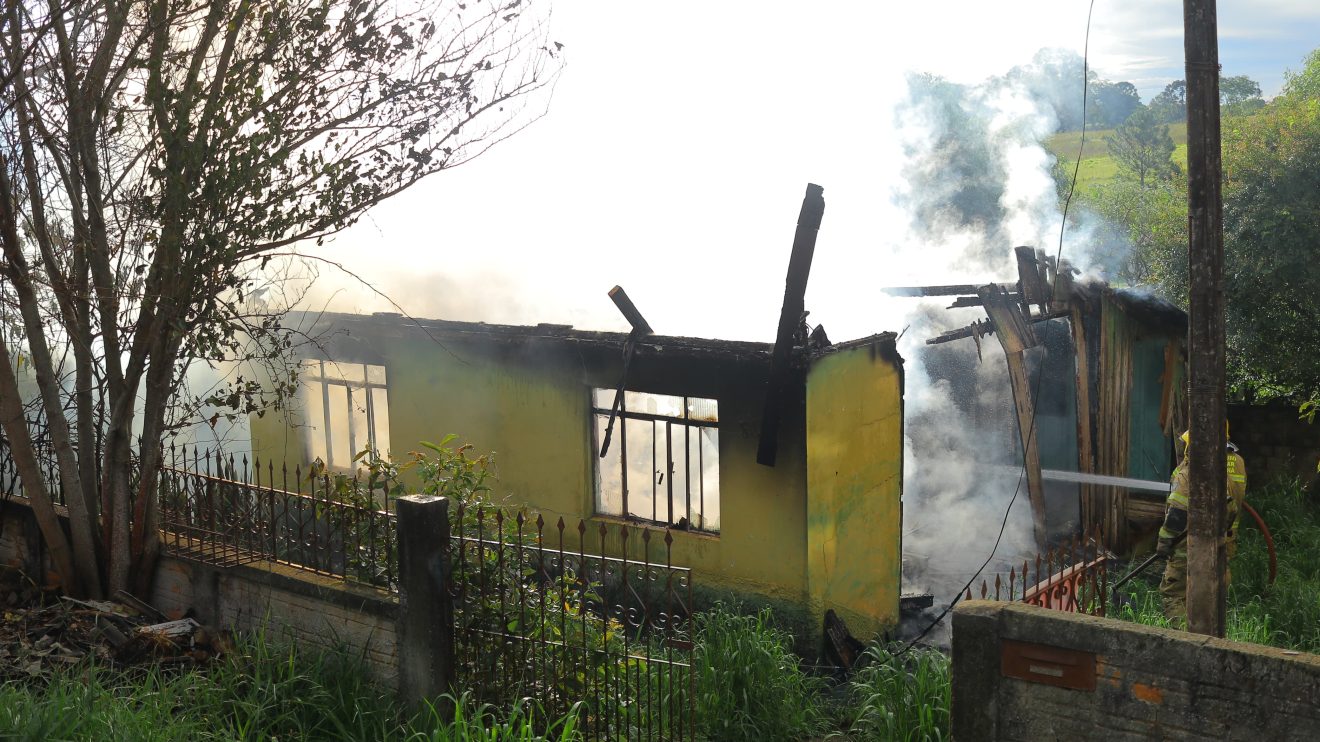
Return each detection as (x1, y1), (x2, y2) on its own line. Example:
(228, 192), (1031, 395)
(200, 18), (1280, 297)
(1183, 0), (1228, 637)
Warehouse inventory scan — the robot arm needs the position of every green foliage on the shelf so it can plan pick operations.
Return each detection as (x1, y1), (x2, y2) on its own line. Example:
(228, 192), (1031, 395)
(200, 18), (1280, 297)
(0, 633), (584, 741)
(1149, 79), (1187, 124)
(1106, 107), (1177, 186)
(1084, 172), (1188, 287)
(693, 605), (829, 742)
(1072, 47), (1320, 404)
(1220, 75), (1264, 108)
(835, 644), (951, 741)
(1218, 82), (1320, 403)
(1282, 48), (1320, 100)
(1088, 80), (1142, 130)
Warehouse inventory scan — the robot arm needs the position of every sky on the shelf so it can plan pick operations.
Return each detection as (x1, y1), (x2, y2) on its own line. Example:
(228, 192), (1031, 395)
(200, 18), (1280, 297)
(300, 0), (1320, 344)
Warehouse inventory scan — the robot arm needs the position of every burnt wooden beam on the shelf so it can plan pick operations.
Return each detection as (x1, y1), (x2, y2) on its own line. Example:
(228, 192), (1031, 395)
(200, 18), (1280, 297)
(608, 285), (653, 335)
(948, 296), (985, 308)
(924, 310), (1067, 346)
(1003, 349), (1048, 552)
(1014, 246), (1043, 317)
(926, 320), (993, 345)
(1035, 249), (1053, 315)
(979, 284), (1039, 354)
(757, 183), (825, 467)
(982, 282), (1046, 550)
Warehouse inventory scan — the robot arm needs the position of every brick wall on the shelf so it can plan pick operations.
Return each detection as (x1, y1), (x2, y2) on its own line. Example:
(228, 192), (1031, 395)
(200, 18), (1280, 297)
(0, 497), (399, 687)
(952, 600), (1320, 740)
(1229, 403), (1320, 486)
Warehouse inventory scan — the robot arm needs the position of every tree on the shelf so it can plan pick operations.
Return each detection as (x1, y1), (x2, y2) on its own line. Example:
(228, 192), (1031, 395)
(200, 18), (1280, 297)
(0, 0), (559, 598)
(1219, 63), (1320, 404)
(1088, 80), (1142, 129)
(1083, 48), (1320, 406)
(1149, 80), (1187, 124)
(1149, 75), (1263, 122)
(1220, 74), (1264, 116)
(1106, 107), (1177, 186)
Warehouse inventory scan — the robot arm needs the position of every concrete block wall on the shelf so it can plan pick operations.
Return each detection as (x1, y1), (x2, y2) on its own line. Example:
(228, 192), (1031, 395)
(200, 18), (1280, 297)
(151, 556), (399, 687)
(1229, 403), (1320, 485)
(952, 600), (1320, 740)
(0, 497), (400, 687)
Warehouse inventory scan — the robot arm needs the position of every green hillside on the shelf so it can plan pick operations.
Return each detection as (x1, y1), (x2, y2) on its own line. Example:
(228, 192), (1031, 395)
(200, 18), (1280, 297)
(1046, 122), (1188, 192)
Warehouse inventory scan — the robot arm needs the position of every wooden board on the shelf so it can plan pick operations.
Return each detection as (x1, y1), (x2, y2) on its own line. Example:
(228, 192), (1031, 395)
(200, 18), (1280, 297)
(1003, 349), (1048, 551)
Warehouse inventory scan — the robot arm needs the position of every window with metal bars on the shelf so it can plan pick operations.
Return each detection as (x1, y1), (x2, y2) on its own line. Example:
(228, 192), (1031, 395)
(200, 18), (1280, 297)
(592, 388), (720, 533)
(300, 360), (391, 470)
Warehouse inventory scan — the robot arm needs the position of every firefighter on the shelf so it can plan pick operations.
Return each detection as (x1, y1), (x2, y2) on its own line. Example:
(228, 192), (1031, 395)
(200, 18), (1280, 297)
(1156, 424), (1248, 624)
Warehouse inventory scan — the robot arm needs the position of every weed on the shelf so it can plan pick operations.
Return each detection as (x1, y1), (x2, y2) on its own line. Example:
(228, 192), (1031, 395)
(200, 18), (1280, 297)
(693, 604), (829, 742)
(835, 643), (950, 741)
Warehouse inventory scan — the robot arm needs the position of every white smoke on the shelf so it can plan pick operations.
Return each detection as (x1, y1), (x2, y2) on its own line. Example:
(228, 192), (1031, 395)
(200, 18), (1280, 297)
(879, 60), (1116, 642)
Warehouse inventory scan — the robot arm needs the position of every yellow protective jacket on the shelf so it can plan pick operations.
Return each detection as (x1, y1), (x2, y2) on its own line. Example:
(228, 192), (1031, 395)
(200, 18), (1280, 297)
(1158, 447), (1247, 555)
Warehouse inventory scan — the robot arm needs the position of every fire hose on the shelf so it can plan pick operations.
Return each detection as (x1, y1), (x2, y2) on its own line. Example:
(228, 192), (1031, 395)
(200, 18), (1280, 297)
(1242, 501), (1278, 587)
(1111, 502), (1277, 596)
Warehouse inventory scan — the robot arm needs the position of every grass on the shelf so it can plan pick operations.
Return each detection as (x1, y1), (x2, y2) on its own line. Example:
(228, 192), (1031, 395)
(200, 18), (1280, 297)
(1114, 479), (1320, 654)
(1046, 122), (1189, 193)
(692, 604), (951, 741)
(0, 629), (583, 741)
(693, 605), (829, 742)
(834, 644), (950, 741)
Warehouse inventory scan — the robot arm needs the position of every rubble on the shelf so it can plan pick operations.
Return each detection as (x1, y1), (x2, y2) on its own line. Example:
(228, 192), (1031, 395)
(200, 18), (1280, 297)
(0, 565), (226, 681)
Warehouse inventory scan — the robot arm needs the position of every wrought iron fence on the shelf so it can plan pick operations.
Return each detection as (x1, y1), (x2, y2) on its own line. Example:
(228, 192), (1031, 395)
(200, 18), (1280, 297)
(157, 446), (397, 589)
(0, 416), (99, 506)
(968, 530), (1111, 617)
(448, 501), (695, 741)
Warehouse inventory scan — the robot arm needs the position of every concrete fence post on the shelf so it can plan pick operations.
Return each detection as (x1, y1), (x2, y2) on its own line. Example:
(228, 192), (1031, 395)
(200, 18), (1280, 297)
(396, 495), (455, 709)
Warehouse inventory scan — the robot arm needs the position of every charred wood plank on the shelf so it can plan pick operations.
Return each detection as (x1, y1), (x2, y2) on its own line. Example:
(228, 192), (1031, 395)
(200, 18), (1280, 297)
(608, 285), (653, 335)
(758, 183), (825, 467)
(1014, 246), (1044, 317)
(1003, 349), (1049, 552)
(979, 284), (1039, 354)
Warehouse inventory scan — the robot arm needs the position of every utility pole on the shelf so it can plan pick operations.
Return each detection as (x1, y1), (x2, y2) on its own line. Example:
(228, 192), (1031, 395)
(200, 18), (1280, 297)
(1182, 0), (1227, 637)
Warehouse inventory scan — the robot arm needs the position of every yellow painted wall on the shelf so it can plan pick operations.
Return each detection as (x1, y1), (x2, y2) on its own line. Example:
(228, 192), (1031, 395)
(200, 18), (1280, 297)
(805, 340), (904, 638)
(250, 320), (811, 607)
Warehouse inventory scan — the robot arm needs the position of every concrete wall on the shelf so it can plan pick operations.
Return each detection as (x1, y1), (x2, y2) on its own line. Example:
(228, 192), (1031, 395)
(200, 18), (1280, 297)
(152, 557), (398, 686)
(805, 339), (904, 637)
(1229, 403), (1320, 486)
(1, 497), (399, 686)
(952, 600), (1320, 740)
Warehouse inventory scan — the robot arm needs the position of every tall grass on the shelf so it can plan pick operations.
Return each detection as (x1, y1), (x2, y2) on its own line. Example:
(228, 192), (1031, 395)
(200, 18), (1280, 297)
(0, 631), (583, 741)
(693, 604), (829, 742)
(835, 644), (950, 741)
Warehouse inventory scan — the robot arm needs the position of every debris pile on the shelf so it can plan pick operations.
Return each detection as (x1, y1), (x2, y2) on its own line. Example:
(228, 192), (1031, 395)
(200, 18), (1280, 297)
(0, 565), (226, 681)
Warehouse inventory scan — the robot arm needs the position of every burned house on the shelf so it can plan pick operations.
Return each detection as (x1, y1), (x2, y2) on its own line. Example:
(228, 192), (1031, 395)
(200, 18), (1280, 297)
(248, 309), (906, 639)
(890, 247), (1188, 554)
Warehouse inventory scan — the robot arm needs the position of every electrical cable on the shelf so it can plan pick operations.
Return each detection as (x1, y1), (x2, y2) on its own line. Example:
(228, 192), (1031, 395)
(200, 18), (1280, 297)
(897, 0), (1099, 653)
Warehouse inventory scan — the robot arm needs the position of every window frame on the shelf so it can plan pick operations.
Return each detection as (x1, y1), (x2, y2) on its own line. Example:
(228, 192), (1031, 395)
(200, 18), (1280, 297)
(301, 359), (390, 471)
(590, 388), (719, 533)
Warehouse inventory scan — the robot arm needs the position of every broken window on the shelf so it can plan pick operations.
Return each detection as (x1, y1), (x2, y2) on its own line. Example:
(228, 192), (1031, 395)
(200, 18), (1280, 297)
(592, 389), (720, 533)
(300, 360), (390, 470)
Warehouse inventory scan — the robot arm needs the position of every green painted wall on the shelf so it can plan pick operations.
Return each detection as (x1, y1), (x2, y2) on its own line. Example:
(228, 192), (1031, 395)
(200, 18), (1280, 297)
(805, 341), (904, 638)
(1128, 337), (1174, 481)
(250, 320), (813, 608)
